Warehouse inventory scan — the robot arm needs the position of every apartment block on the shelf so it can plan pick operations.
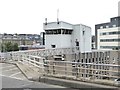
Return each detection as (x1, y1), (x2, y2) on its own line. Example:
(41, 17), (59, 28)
(95, 16), (120, 50)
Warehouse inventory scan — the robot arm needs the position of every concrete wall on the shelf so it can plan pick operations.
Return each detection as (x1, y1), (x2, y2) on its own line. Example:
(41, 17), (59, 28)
(45, 35), (71, 49)
(44, 21), (92, 52)
(44, 21), (73, 30)
(72, 24), (91, 53)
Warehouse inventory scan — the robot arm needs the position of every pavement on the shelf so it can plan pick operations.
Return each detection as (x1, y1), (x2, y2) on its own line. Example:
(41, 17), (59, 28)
(0, 63), (67, 89)
(1, 75), (66, 88)
(0, 63), (27, 80)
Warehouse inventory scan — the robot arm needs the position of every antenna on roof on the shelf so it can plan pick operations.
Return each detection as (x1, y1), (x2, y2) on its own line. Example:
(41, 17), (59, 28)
(45, 18), (47, 25)
(57, 9), (59, 24)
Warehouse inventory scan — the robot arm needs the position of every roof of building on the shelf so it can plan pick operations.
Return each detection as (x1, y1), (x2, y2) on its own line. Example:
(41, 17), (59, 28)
(95, 16), (120, 29)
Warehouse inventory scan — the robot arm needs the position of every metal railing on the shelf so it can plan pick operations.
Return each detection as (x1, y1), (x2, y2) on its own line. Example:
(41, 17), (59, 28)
(43, 60), (119, 80)
(12, 53), (119, 81)
(0, 48), (76, 61)
(0, 48), (120, 86)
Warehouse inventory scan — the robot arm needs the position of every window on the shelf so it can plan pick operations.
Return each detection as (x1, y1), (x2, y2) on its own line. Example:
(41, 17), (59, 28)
(100, 39), (120, 42)
(100, 46), (120, 49)
(51, 45), (56, 48)
(100, 26), (103, 29)
(83, 31), (85, 35)
(45, 29), (62, 35)
(113, 25), (116, 27)
(102, 33), (106, 35)
(76, 41), (79, 46)
(62, 29), (72, 34)
(106, 26), (109, 28)
(100, 31), (120, 36)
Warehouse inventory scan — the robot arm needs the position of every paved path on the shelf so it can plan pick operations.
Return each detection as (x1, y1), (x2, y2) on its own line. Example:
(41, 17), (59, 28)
(1, 75), (66, 88)
(0, 63), (27, 80)
(0, 63), (66, 89)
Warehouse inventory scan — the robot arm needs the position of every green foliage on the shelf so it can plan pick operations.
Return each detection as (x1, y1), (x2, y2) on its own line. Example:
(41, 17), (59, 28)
(13, 43), (19, 51)
(5, 42), (13, 52)
(1, 43), (4, 52)
(1, 42), (19, 52)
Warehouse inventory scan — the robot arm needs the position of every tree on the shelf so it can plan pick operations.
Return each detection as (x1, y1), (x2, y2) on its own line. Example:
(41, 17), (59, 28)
(13, 43), (19, 51)
(5, 42), (13, 52)
(1, 42), (19, 52)
(1, 43), (5, 52)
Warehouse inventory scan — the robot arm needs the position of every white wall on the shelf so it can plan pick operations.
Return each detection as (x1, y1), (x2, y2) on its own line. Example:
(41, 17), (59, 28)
(97, 27), (119, 50)
(81, 25), (91, 52)
(72, 24), (91, 53)
(61, 35), (72, 48)
(71, 25), (81, 48)
(44, 21), (92, 52)
(45, 34), (71, 49)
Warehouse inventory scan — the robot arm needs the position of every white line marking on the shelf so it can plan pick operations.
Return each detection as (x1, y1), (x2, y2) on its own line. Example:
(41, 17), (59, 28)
(2, 68), (18, 72)
(0, 74), (24, 80)
(10, 72), (21, 77)
(19, 83), (32, 87)
(1, 65), (15, 69)
(0, 74), (31, 82)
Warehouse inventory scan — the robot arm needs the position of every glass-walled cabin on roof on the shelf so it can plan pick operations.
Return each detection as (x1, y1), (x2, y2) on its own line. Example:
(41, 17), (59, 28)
(45, 29), (73, 35)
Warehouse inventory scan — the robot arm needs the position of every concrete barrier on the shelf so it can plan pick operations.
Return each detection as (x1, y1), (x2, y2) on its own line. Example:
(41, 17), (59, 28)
(39, 76), (118, 89)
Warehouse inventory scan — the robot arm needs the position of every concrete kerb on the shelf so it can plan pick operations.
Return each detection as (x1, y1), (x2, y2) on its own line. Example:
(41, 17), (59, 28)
(15, 62), (40, 81)
(15, 62), (31, 80)
(39, 76), (118, 89)
(42, 74), (117, 87)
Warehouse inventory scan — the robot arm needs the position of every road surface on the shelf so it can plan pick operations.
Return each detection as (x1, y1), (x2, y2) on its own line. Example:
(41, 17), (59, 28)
(0, 63), (67, 89)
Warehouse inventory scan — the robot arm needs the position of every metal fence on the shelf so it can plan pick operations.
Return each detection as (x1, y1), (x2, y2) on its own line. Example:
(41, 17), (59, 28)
(0, 48), (120, 86)
(13, 53), (119, 81)
(43, 60), (119, 80)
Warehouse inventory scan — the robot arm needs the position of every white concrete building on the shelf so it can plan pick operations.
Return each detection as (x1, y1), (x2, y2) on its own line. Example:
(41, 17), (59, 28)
(95, 16), (120, 50)
(43, 21), (91, 53)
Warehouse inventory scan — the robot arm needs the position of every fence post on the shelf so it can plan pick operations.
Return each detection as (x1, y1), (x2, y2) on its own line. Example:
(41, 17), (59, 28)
(46, 61), (49, 75)
(53, 62), (55, 75)
(65, 61), (67, 76)
(76, 63), (79, 79)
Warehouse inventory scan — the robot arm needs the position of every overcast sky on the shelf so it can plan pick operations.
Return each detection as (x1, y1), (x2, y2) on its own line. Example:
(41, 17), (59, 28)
(0, 0), (119, 35)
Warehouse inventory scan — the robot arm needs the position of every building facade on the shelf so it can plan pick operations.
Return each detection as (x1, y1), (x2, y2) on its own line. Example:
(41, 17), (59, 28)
(40, 32), (45, 45)
(0, 34), (41, 46)
(92, 35), (96, 49)
(43, 21), (92, 53)
(95, 16), (120, 50)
